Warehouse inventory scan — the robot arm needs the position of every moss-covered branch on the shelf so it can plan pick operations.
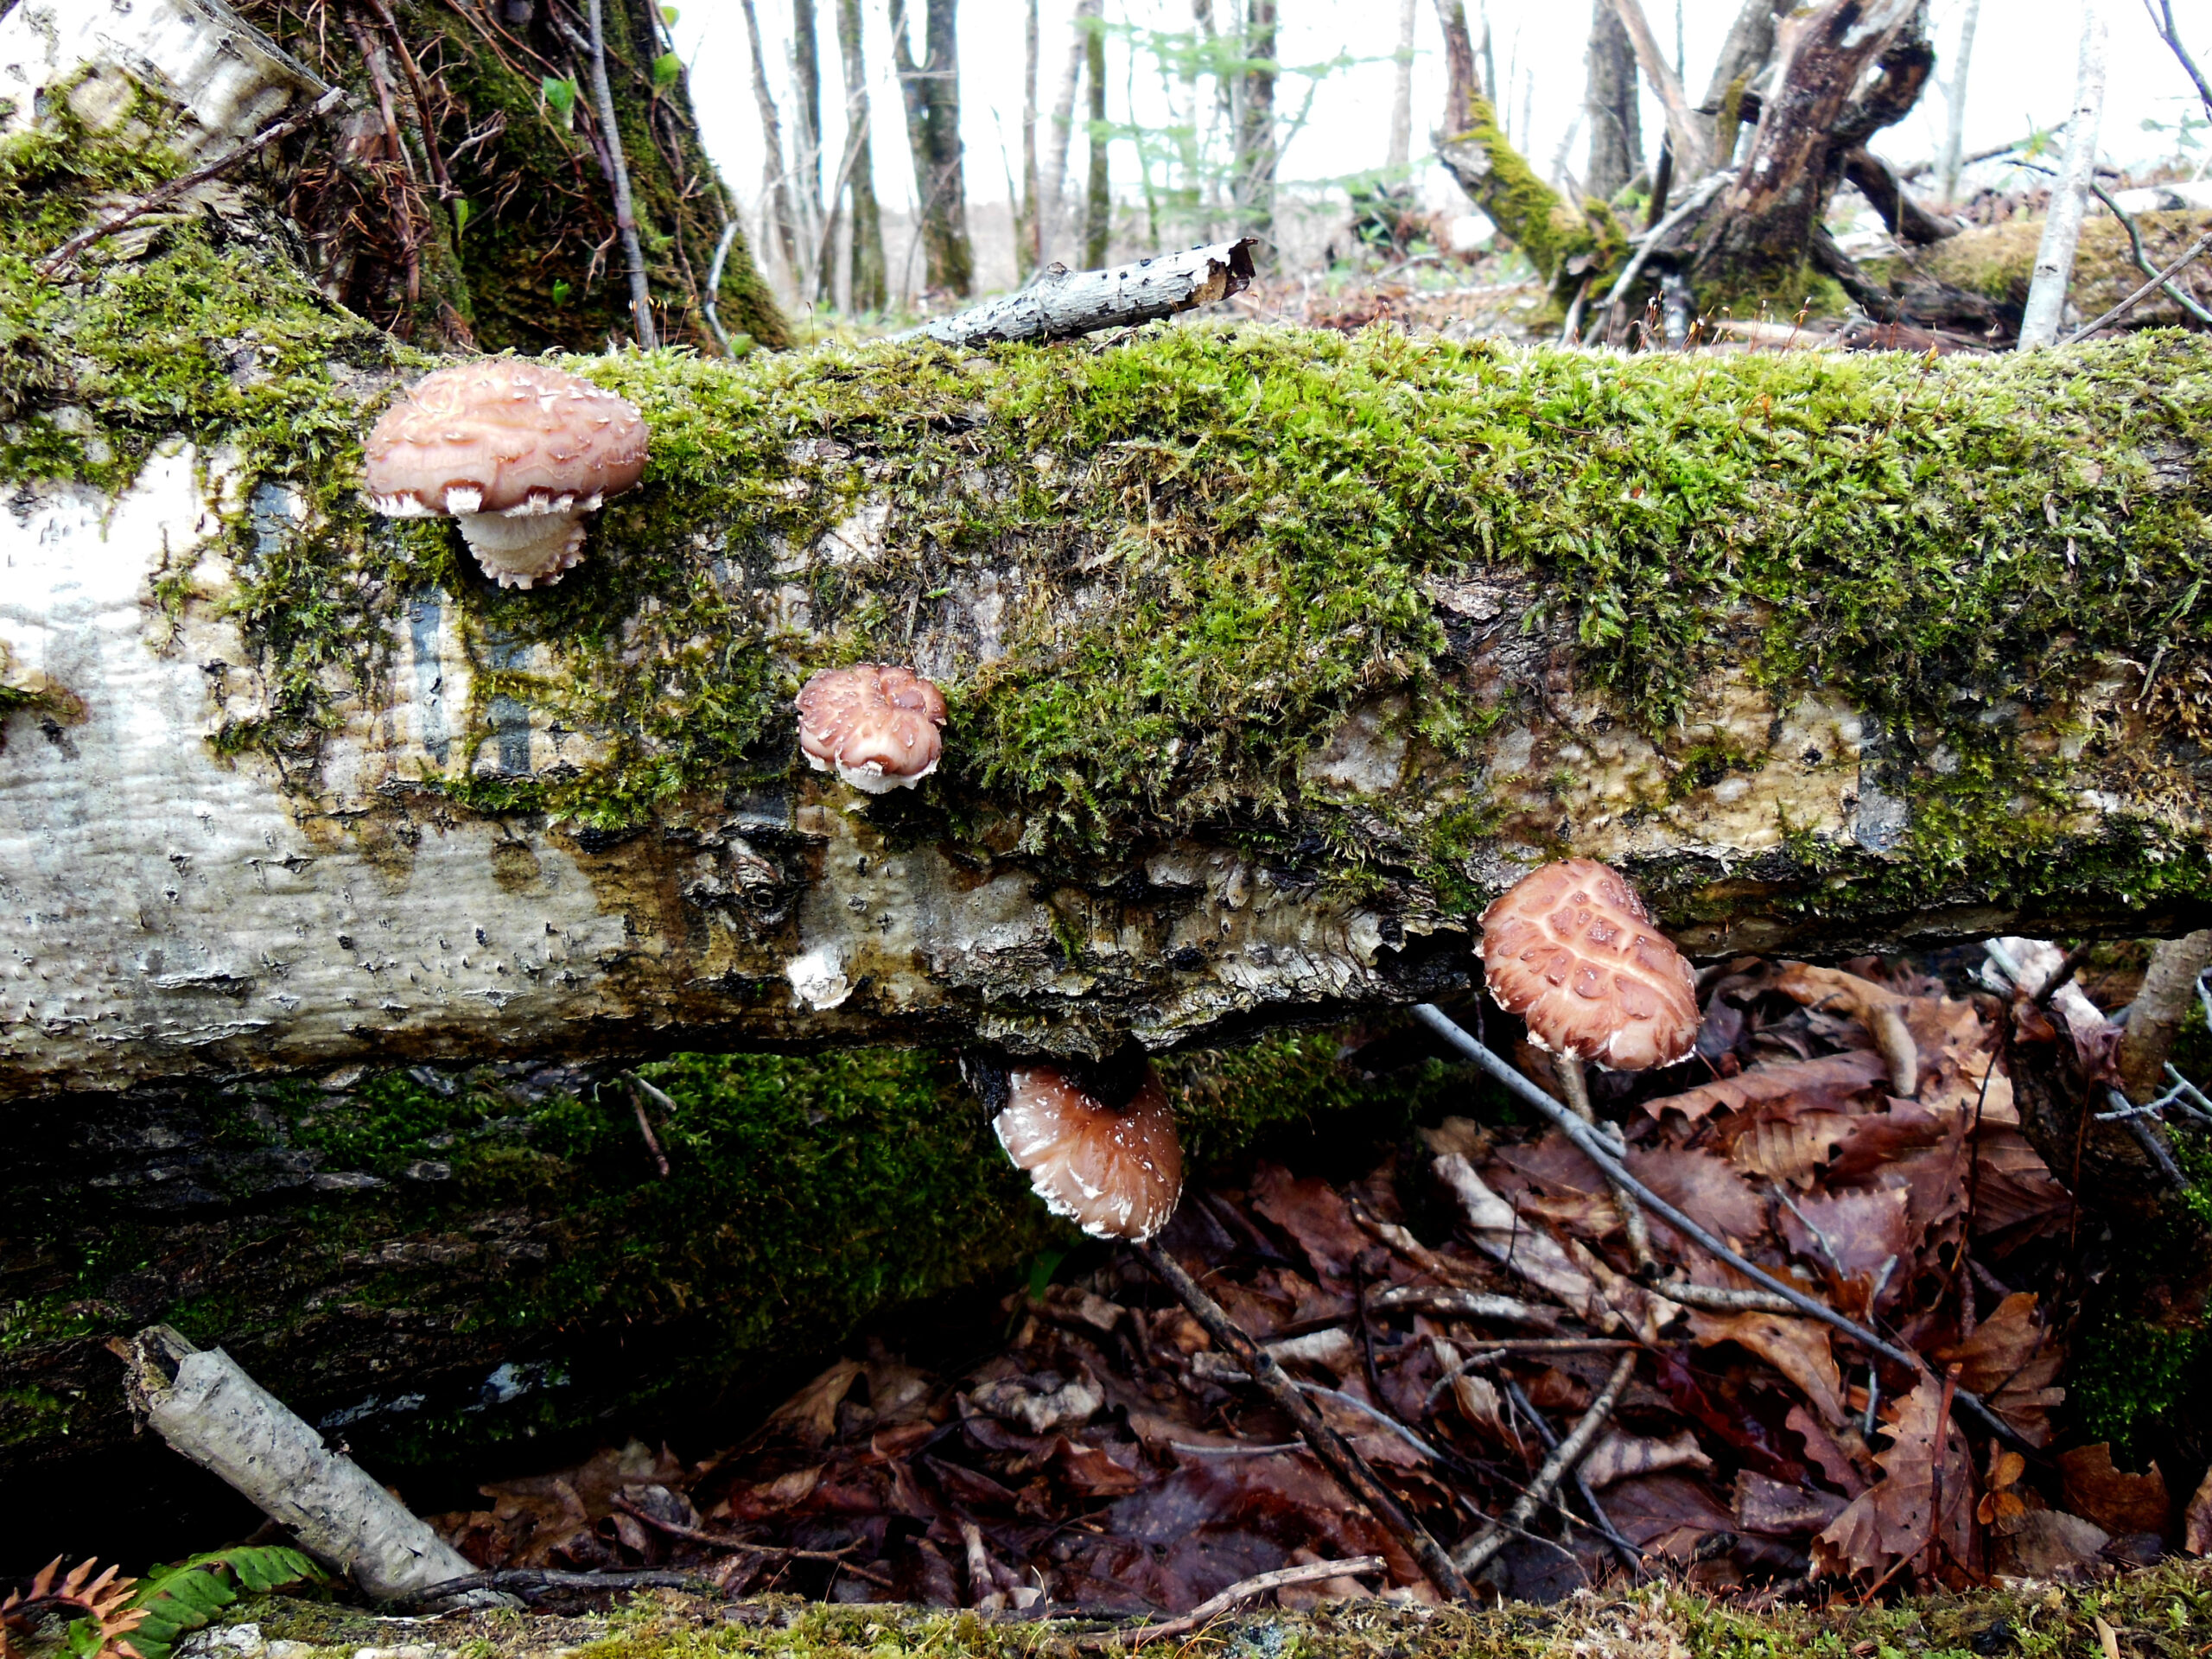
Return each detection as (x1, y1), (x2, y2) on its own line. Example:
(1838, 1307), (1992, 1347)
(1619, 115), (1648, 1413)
(1435, 97), (1626, 303)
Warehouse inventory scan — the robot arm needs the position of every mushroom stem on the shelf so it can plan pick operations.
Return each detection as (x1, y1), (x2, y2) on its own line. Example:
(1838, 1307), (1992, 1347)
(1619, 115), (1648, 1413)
(455, 510), (588, 589)
(1133, 1238), (1477, 1605)
(1555, 1053), (1659, 1277)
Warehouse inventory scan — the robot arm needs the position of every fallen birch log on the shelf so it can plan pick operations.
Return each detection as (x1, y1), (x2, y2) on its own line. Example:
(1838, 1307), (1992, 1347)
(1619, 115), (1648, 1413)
(2, 0), (2209, 1100)
(113, 1325), (480, 1600)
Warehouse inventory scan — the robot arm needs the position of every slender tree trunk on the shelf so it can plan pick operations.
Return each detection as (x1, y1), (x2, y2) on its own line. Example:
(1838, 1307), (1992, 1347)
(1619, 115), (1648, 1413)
(1938, 0), (1980, 207)
(1700, 0), (1787, 167)
(1019, 0), (1041, 274)
(893, 0), (975, 298)
(739, 0), (802, 283)
(1083, 7), (1111, 266)
(1478, 6), (1495, 116)
(1584, 0), (1639, 202)
(791, 0), (831, 302)
(2019, 0), (2107, 348)
(836, 0), (887, 312)
(1044, 0), (1093, 264)
(1603, 0), (1708, 178)
(1232, 0), (1277, 247)
(1388, 0), (1416, 174)
(1433, 0), (1478, 133)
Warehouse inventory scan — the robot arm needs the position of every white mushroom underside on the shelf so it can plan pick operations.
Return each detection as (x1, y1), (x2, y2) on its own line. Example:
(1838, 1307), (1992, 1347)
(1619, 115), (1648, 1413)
(802, 749), (940, 794)
(365, 489), (607, 590)
(454, 509), (587, 589)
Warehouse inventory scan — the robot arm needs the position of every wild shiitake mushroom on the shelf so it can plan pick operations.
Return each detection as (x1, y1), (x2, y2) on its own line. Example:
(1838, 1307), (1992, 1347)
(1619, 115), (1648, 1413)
(984, 1050), (1184, 1242)
(1476, 857), (1699, 1274)
(795, 664), (948, 794)
(1476, 856), (1700, 1097)
(362, 360), (648, 589)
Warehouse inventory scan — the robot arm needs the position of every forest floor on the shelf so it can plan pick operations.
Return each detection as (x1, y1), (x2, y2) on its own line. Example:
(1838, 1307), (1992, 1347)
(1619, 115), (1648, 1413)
(389, 945), (2210, 1620)
(148, 1561), (2212, 1659)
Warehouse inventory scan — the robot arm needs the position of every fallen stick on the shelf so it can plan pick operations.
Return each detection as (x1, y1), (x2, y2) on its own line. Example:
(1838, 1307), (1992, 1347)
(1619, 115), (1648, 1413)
(1452, 1351), (1637, 1576)
(898, 238), (1256, 349)
(1134, 1239), (1477, 1605)
(607, 1495), (894, 1586)
(2061, 227), (2212, 344)
(112, 1325), (477, 1600)
(1364, 1284), (1561, 1327)
(37, 86), (346, 277)
(1084, 1555), (1387, 1649)
(1499, 1376), (1646, 1577)
(1409, 1004), (2029, 1449)
(412, 1568), (723, 1599)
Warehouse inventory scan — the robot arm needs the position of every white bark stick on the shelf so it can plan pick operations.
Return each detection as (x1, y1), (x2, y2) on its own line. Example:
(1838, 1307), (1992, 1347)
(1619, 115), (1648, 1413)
(899, 237), (1255, 346)
(2018, 0), (2108, 348)
(117, 1326), (478, 1601)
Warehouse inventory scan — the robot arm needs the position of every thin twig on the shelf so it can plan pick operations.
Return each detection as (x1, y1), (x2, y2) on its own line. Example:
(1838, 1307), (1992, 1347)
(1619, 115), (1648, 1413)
(1083, 1556), (1385, 1649)
(1408, 1004), (2030, 1450)
(1452, 1351), (1637, 1575)
(620, 1074), (672, 1177)
(2031, 942), (2096, 1007)
(2143, 0), (2212, 124)
(2089, 181), (2212, 326)
(583, 0), (658, 346)
(2061, 229), (2212, 345)
(38, 86), (346, 277)
(1134, 1239), (1477, 1605)
(608, 1495), (893, 1585)
(1499, 1376), (1646, 1575)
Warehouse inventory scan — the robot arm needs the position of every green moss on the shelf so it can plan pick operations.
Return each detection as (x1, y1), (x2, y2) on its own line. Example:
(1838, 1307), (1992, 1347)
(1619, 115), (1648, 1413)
(6, 89), (2212, 931)
(1445, 97), (1627, 304)
(208, 1560), (2212, 1659)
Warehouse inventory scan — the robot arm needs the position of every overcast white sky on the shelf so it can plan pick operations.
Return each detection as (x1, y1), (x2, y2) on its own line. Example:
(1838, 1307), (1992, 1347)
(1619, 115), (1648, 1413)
(671, 2), (2206, 243)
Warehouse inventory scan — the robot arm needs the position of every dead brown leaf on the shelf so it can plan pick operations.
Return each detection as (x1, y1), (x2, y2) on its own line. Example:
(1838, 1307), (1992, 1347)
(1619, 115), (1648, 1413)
(1251, 1162), (1376, 1284)
(1937, 1293), (2065, 1447)
(1688, 1311), (1848, 1426)
(1734, 1470), (1847, 1536)
(2185, 1465), (2212, 1555)
(1991, 1509), (2110, 1580)
(1649, 1050), (1890, 1126)
(2058, 1443), (2171, 1539)
(1581, 1428), (1713, 1490)
(1812, 1376), (1976, 1581)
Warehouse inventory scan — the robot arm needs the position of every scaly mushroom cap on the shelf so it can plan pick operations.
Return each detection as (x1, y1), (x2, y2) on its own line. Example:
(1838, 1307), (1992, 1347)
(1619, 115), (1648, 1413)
(1476, 857), (1700, 1071)
(795, 664), (948, 793)
(361, 360), (648, 589)
(994, 1064), (1184, 1242)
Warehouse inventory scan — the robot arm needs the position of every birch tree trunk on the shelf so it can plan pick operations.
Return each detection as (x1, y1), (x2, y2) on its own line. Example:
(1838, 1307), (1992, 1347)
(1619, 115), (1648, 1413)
(2018, 0), (2109, 349)
(4, 0), (2212, 1109)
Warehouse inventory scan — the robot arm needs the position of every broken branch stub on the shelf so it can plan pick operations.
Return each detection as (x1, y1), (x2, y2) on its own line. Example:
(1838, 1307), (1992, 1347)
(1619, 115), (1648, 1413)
(114, 1325), (479, 1600)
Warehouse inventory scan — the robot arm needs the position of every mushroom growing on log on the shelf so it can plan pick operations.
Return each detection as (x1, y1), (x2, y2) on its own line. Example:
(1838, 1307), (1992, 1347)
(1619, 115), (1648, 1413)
(1477, 857), (1700, 1270)
(795, 664), (950, 794)
(363, 361), (648, 589)
(986, 1052), (1184, 1242)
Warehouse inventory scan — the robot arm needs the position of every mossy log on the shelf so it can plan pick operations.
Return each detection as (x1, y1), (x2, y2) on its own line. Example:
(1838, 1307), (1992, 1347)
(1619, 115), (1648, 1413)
(7, 52), (2212, 1097)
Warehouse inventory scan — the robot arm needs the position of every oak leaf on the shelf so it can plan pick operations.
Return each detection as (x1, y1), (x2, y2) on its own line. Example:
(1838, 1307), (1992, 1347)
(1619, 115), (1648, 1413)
(1812, 1376), (1976, 1580)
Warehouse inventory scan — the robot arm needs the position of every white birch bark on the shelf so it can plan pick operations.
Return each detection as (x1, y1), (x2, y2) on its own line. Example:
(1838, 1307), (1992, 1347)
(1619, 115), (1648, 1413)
(2018, 0), (2107, 349)
(118, 1325), (479, 1600)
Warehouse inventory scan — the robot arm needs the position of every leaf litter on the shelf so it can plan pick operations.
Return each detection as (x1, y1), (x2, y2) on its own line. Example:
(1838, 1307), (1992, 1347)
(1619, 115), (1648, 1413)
(427, 953), (2172, 1614)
